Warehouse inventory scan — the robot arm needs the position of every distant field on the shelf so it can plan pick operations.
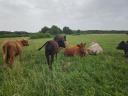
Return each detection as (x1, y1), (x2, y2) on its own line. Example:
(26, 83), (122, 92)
(0, 34), (128, 96)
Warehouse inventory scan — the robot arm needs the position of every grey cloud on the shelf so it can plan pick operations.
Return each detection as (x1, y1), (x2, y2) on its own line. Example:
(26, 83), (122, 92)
(0, 0), (128, 32)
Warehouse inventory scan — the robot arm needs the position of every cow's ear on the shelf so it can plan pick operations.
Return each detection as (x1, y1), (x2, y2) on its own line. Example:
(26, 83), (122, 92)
(21, 39), (25, 43)
(121, 41), (125, 43)
(21, 39), (24, 42)
(77, 44), (80, 47)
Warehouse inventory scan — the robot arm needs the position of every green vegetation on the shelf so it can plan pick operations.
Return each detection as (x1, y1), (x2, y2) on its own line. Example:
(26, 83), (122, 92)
(0, 34), (128, 96)
(0, 31), (29, 38)
(30, 33), (51, 39)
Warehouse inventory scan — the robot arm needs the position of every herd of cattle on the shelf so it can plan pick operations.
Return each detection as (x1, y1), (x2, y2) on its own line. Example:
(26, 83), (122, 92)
(1, 35), (128, 70)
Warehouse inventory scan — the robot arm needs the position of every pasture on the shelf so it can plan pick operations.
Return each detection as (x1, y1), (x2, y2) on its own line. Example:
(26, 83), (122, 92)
(0, 34), (128, 96)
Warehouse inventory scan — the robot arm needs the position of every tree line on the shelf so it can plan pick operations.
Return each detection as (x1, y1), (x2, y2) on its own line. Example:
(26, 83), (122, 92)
(0, 25), (128, 38)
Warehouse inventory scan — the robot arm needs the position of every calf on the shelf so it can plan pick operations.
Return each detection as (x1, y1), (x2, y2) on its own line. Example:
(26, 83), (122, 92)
(117, 41), (128, 57)
(2, 39), (29, 68)
(38, 40), (65, 70)
(87, 42), (103, 55)
(64, 43), (87, 57)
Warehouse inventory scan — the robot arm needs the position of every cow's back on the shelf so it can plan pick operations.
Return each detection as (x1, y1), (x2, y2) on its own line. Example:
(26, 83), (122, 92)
(64, 46), (79, 56)
(2, 41), (22, 56)
(45, 40), (59, 55)
(88, 43), (103, 54)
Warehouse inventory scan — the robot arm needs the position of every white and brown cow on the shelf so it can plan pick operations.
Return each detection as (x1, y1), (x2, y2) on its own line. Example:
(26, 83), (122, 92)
(87, 42), (103, 55)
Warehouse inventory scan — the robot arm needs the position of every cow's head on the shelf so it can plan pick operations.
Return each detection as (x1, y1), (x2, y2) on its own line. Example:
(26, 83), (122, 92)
(117, 41), (128, 57)
(57, 40), (66, 48)
(77, 43), (87, 56)
(21, 39), (29, 46)
(116, 41), (126, 50)
(54, 35), (66, 41)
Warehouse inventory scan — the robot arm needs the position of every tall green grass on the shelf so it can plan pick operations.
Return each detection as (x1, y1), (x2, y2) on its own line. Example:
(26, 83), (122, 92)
(0, 34), (128, 96)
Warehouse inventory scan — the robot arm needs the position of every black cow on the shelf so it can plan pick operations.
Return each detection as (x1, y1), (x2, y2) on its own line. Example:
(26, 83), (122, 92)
(117, 41), (128, 57)
(38, 40), (65, 70)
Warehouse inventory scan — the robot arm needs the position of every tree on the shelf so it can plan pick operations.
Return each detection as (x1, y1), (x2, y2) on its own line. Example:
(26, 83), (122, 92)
(63, 26), (72, 34)
(76, 29), (81, 35)
(49, 25), (63, 35)
(39, 26), (49, 33)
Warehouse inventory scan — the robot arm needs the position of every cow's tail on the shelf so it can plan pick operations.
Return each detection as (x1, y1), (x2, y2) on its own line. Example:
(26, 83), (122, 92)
(38, 41), (48, 51)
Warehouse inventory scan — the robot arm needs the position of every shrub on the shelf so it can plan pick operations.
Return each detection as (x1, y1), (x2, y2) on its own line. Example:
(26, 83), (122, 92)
(30, 33), (51, 39)
(0, 34), (29, 38)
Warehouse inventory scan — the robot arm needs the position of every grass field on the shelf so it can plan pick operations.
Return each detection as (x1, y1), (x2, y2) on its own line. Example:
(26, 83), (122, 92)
(0, 34), (128, 96)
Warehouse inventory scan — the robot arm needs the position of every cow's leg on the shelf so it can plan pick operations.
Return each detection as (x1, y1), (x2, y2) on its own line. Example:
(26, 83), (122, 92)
(8, 48), (15, 69)
(124, 50), (127, 55)
(126, 52), (128, 57)
(9, 56), (14, 69)
(124, 50), (128, 57)
(2, 54), (7, 68)
(2, 48), (7, 68)
(2, 48), (5, 63)
(45, 53), (51, 70)
(50, 54), (54, 70)
(55, 53), (57, 60)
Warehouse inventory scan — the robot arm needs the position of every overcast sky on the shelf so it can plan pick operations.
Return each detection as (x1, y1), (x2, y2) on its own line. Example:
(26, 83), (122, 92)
(0, 0), (128, 32)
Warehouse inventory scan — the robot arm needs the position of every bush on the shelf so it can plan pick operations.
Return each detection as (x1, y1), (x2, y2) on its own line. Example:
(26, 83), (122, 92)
(30, 33), (51, 39)
(0, 34), (29, 38)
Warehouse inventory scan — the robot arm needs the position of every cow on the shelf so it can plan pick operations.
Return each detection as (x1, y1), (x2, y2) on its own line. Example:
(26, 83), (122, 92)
(38, 40), (65, 70)
(64, 43), (87, 57)
(87, 42), (103, 55)
(2, 39), (29, 68)
(117, 41), (128, 57)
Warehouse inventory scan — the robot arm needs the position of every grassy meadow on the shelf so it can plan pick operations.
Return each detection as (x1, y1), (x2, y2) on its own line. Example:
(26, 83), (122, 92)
(0, 34), (128, 96)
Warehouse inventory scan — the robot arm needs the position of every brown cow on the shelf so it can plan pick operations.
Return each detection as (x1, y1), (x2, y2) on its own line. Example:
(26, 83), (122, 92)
(2, 39), (29, 68)
(64, 43), (87, 57)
